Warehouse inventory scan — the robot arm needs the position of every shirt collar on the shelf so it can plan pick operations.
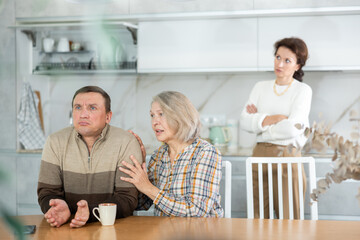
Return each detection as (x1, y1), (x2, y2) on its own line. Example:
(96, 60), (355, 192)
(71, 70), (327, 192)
(162, 138), (199, 156)
(75, 124), (110, 141)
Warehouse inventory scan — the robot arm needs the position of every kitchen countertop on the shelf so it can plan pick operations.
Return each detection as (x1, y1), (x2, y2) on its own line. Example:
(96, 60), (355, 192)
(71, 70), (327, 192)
(4, 147), (335, 159)
(144, 145), (253, 157)
(144, 145), (335, 158)
(6, 144), (335, 159)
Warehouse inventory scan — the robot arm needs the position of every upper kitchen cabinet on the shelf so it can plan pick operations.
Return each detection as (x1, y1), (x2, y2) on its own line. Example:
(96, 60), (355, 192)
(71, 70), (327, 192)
(15, 0), (129, 18)
(130, 0), (253, 14)
(254, 0), (360, 9)
(258, 15), (360, 71)
(137, 19), (257, 73)
(15, 22), (137, 75)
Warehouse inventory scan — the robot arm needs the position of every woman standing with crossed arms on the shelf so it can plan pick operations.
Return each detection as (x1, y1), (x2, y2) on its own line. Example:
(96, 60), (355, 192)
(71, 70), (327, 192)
(240, 37), (312, 219)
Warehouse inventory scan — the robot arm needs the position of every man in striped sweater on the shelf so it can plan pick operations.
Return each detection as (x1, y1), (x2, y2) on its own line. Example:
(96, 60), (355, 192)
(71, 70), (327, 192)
(37, 86), (142, 228)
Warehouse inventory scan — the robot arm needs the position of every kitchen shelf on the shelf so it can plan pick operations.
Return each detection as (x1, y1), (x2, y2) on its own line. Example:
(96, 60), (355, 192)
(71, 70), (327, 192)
(39, 50), (93, 54)
(11, 21), (138, 47)
(33, 61), (137, 75)
(14, 20), (138, 76)
(33, 69), (137, 75)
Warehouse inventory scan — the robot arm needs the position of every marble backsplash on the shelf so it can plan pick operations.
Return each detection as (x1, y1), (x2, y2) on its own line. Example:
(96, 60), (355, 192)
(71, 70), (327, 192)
(24, 71), (360, 153)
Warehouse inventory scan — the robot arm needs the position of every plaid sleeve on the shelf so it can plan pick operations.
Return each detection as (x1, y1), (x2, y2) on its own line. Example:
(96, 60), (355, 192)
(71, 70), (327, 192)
(136, 155), (157, 210)
(153, 145), (222, 217)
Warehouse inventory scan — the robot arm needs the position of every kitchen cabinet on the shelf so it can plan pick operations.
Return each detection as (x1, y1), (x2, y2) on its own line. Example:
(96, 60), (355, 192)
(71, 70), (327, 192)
(15, 22), (137, 75)
(258, 15), (360, 71)
(15, 0), (129, 19)
(138, 13), (360, 73)
(254, 0), (360, 9)
(15, 0), (360, 19)
(14, 3), (360, 74)
(138, 18), (257, 73)
(130, 0), (253, 14)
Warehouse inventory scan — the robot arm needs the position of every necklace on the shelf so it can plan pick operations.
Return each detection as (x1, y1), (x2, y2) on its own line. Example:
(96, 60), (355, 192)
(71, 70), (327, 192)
(273, 79), (294, 96)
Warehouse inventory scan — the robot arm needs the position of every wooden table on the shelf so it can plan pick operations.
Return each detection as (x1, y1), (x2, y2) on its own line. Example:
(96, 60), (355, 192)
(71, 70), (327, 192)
(1, 215), (360, 240)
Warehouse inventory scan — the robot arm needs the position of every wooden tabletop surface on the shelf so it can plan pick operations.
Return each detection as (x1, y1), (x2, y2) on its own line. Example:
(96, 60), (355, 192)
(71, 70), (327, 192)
(1, 215), (360, 240)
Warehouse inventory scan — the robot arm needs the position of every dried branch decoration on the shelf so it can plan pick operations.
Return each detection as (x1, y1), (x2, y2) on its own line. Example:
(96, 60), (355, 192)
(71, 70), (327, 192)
(300, 113), (360, 205)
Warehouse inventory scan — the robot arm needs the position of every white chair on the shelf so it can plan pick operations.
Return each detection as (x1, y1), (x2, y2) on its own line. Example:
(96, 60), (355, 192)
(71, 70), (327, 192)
(222, 160), (232, 218)
(246, 157), (318, 220)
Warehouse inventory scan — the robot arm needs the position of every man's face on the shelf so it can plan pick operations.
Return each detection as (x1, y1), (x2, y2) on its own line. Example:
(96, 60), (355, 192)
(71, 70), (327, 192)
(72, 92), (112, 139)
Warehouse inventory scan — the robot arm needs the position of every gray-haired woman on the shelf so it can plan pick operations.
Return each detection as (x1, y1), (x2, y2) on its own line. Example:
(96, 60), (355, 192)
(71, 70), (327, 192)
(119, 91), (224, 217)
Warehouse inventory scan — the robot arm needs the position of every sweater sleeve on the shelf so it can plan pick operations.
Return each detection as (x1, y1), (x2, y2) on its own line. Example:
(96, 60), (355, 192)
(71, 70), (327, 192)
(153, 146), (223, 217)
(87, 137), (144, 221)
(240, 82), (269, 134)
(262, 84), (312, 141)
(37, 136), (66, 214)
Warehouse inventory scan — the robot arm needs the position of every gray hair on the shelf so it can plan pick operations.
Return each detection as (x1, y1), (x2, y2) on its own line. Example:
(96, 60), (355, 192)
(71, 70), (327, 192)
(152, 91), (201, 143)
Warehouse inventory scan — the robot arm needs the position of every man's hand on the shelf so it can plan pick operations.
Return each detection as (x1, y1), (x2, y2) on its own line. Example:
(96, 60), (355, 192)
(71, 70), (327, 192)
(44, 199), (71, 228)
(70, 200), (90, 228)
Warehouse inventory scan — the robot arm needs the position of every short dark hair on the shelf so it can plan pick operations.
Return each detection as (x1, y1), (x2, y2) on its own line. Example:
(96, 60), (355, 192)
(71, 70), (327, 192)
(72, 86), (111, 112)
(274, 37), (309, 82)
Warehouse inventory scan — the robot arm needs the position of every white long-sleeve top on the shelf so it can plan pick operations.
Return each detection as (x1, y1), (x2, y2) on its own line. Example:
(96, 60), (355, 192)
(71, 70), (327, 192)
(240, 79), (312, 148)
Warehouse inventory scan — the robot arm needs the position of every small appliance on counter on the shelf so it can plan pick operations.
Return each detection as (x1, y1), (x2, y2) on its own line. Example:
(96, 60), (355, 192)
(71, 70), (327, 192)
(226, 119), (238, 149)
(209, 125), (231, 147)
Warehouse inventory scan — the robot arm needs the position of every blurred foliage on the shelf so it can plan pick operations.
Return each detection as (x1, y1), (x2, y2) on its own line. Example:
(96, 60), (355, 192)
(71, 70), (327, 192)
(0, 0), (5, 13)
(301, 112), (360, 205)
(0, 164), (24, 239)
(0, 163), (9, 182)
(1, 209), (25, 240)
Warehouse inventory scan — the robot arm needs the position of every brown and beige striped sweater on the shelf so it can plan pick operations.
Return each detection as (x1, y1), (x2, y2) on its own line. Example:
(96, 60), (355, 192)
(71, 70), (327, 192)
(37, 124), (143, 222)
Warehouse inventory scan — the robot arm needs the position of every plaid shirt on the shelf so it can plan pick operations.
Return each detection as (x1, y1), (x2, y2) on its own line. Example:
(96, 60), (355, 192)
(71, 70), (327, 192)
(138, 138), (224, 217)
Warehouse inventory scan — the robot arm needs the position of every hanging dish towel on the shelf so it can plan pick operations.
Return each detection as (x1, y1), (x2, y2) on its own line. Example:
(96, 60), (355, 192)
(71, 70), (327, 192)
(18, 82), (45, 149)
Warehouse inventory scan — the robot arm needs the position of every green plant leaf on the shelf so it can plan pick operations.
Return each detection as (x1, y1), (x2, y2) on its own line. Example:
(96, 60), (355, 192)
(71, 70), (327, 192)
(0, 165), (9, 182)
(1, 208), (25, 240)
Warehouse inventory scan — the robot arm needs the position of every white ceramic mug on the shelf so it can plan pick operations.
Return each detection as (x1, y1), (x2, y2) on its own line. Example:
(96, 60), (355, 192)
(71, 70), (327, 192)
(43, 38), (54, 52)
(57, 37), (70, 52)
(92, 203), (117, 226)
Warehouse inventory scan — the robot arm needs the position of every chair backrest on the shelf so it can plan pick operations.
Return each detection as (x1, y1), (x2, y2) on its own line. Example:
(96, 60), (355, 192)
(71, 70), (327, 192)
(222, 160), (232, 218)
(246, 157), (318, 220)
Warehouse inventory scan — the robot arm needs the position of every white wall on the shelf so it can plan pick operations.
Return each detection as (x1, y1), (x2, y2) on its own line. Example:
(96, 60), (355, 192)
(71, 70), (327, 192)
(25, 71), (360, 150)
